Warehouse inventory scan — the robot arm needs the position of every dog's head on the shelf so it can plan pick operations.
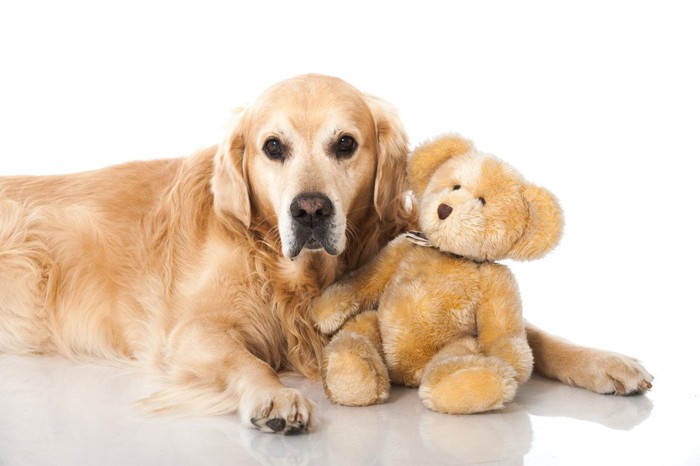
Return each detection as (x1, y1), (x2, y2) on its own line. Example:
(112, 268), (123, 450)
(212, 74), (409, 259)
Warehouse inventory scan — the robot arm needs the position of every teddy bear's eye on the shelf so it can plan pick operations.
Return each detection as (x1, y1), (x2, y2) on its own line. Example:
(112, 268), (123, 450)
(478, 197), (486, 206)
(453, 185), (461, 191)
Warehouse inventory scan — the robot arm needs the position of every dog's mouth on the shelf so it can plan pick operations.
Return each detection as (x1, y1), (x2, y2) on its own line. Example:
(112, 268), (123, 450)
(304, 237), (322, 251)
(287, 226), (340, 258)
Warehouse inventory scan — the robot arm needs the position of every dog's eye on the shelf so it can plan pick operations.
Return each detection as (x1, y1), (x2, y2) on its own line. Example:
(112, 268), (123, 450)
(263, 138), (285, 160)
(478, 197), (486, 206)
(453, 185), (461, 191)
(335, 135), (358, 158)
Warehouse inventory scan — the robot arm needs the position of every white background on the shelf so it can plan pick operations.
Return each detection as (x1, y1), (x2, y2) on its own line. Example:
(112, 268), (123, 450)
(1, 1), (699, 464)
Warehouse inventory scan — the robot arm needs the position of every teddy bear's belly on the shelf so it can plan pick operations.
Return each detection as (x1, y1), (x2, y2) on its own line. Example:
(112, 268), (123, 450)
(378, 256), (481, 387)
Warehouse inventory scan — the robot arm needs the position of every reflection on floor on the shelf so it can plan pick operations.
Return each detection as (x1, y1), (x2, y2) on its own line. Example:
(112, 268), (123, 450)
(0, 354), (695, 465)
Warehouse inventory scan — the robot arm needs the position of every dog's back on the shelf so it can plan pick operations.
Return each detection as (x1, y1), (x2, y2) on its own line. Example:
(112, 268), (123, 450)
(0, 154), (206, 360)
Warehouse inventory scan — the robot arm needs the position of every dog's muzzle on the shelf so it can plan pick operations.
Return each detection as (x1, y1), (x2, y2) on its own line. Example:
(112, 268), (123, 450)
(287, 192), (338, 257)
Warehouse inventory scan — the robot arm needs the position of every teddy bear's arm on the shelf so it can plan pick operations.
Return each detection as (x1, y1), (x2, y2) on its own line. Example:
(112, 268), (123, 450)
(476, 265), (534, 382)
(311, 236), (414, 335)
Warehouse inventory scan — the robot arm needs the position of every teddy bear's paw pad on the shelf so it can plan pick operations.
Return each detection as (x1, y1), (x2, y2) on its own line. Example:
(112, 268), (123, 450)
(243, 387), (315, 434)
(322, 335), (390, 406)
(419, 356), (518, 414)
(572, 352), (653, 396)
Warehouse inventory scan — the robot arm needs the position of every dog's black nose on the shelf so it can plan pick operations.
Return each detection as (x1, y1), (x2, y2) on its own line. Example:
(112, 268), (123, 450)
(290, 193), (334, 228)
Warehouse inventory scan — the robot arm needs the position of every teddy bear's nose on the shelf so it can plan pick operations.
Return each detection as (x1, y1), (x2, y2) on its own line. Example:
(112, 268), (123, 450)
(437, 203), (453, 220)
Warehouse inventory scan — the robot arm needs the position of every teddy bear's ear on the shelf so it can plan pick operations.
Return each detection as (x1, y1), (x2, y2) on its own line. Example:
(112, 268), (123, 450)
(510, 184), (564, 260)
(409, 135), (474, 196)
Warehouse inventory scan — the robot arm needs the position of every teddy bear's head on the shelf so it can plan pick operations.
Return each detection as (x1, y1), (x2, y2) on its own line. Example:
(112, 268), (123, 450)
(408, 135), (563, 262)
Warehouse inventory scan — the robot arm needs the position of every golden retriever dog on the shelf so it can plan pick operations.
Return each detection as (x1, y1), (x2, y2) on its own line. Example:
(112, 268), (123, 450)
(0, 74), (651, 434)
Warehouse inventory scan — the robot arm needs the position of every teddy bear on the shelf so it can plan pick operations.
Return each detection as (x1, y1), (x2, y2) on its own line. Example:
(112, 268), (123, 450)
(310, 134), (564, 414)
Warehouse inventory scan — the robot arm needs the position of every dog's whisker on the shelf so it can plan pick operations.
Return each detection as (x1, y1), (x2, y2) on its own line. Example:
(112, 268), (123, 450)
(346, 204), (375, 216)
(345, 219), (359, 243)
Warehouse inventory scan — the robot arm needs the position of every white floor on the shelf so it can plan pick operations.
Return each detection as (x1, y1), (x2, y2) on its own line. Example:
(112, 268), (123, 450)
(0, 353), (697, 466)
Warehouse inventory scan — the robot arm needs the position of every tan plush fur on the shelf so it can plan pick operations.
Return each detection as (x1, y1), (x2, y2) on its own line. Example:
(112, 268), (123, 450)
(313, 134), (607, 413)
(1, 77), (653, 433)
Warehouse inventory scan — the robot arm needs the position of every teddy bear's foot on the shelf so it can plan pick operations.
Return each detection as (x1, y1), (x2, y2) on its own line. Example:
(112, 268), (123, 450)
(419, 355), (518, 414)
(322, 332), (390, 406)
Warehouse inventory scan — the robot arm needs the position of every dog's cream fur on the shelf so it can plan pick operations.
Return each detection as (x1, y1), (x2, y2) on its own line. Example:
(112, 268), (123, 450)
(0, 74), (651, 433)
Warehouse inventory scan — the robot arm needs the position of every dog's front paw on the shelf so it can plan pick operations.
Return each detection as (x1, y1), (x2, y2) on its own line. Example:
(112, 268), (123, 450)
(595, 353), (653, 395)
(310, 284), (360, 335)
(242, 387), (315, 434)
(568, 351), (653, 396)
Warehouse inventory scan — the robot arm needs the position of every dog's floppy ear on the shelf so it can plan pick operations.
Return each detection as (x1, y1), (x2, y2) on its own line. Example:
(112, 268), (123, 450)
(364, 94), (410, 224)
(212, 109), (251, 227)
(510, 184), (564, 260)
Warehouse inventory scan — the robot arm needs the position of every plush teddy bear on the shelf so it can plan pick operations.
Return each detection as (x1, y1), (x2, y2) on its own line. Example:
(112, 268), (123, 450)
(311, 134), (564, 414)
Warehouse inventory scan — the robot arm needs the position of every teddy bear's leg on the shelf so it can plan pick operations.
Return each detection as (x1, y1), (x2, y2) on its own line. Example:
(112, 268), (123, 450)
(321, 310), (391, 406)
(481, 335), (534, 384)
(418, 338), (519, 414)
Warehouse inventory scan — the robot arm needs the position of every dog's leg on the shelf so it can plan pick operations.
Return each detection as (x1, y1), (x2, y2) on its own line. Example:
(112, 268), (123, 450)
(151, 315), (315, 434)
(526, 323), (653, 395)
